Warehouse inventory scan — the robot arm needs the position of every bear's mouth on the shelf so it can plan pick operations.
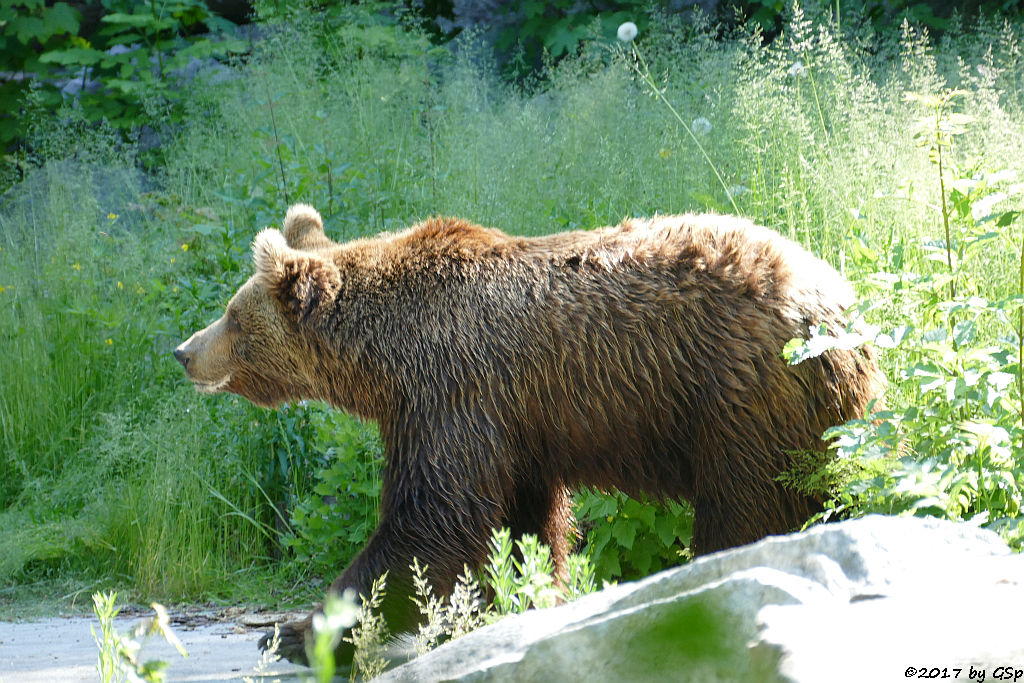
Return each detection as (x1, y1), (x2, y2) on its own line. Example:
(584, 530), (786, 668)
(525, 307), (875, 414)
(193, 374), (232, 394)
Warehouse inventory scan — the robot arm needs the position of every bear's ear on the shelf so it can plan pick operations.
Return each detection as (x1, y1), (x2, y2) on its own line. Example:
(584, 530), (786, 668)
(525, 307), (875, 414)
(282, 204), (336, 251)
(253, 228), (340, 322)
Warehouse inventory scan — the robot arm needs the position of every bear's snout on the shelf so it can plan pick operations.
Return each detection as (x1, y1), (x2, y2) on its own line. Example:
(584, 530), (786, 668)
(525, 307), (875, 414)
(173, 344), (190, 369)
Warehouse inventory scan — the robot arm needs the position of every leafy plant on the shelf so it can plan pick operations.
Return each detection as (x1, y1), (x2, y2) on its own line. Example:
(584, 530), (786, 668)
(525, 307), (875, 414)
(37, 0), (246, 128)
(92, 591), (187, 683)
(410, 559), (486, 656)
(577, 491), (692, 583)
(785, 85), (1024, 549)
(284, 413), (383, 573)
(0, 0), (248, 175)
(343, 573), (392, 681)
(0, 0), (81, 148)
(481, 528), (562, 614)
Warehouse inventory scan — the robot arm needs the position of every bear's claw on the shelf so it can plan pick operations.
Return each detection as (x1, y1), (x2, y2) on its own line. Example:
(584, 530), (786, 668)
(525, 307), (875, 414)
(258, 620), (310, 665)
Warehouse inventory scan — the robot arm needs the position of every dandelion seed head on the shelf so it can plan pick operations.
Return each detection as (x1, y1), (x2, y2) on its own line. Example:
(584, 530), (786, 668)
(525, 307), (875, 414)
(617, 22), (638, 43)
(692, 117), (712, 135)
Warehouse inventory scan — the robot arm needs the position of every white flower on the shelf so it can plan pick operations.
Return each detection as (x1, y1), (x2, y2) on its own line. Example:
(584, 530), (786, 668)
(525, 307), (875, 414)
(691, 117), (712, 135)
(617, 22), (638, 43)
(788, 60), (808, 78)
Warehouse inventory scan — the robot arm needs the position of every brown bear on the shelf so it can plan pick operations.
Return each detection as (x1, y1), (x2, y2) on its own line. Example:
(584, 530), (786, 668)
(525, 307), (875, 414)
(174, 204), (882, 663)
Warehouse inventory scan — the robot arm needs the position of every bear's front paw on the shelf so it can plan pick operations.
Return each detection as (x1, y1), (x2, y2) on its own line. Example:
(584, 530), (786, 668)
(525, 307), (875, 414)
(258, 618), (311, 665)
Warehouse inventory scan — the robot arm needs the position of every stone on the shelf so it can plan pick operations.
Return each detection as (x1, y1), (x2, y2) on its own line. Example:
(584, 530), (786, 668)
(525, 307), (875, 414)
(377, 516), (1021, 682)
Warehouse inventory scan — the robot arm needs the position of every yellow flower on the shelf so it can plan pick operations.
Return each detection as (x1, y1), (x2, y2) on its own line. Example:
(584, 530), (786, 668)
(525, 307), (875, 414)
(105, 338), (113, 345)
(107, 213), (119, 220)
(181, 243), (189, 252)
(172, 286), (179, 293)
(170, 257), (175, 264)
(117, 281), (124, 290)
(0, 285), (6, 294)
(72, 263), (82, 271)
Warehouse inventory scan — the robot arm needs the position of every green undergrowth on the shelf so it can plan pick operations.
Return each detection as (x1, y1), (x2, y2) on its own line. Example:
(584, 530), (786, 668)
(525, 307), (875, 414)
(2, 1), (1023, 614)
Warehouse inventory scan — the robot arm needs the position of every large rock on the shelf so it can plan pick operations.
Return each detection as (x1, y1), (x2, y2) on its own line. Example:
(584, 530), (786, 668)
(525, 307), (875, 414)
(378, 516), (1023, 682)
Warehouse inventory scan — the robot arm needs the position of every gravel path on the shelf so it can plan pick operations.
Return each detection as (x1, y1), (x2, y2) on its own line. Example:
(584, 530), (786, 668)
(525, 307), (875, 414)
(0, 611), (308, 682)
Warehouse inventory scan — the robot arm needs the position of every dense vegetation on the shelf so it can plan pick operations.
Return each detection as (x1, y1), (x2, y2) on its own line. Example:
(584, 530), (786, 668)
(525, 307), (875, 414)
(1, 0), (1023, 614)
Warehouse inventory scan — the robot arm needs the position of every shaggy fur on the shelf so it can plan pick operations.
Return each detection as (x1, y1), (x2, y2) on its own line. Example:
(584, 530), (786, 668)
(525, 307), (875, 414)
(174, 204), (883, 663)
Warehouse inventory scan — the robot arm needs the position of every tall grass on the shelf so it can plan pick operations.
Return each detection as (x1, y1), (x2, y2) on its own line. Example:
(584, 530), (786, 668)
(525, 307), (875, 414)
(2, 2), (1023, 605)
(0, 162), (299, 601)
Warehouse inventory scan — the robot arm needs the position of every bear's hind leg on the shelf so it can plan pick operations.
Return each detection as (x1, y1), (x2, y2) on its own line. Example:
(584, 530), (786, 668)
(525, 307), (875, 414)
(691, 479), (819, 555)
(506, 481), (574, 584)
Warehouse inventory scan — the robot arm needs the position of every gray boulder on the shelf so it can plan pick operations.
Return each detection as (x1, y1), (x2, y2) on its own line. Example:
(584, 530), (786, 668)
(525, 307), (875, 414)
(379, 515), (1023, 682)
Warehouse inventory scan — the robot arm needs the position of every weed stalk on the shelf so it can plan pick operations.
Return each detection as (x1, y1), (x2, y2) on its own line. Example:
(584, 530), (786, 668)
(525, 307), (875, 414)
(624, 45), (739, 215)
(262, 69), (290, 204)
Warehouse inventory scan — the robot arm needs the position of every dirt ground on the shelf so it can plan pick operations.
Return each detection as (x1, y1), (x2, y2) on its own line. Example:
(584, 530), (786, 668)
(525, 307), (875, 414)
(0, 607), (308, 682)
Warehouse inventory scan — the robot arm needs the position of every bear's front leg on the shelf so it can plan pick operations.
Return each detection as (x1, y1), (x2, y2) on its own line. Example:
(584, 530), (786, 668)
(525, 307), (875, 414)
(257, 612), (338, 665)
(260, 490), (502, 666)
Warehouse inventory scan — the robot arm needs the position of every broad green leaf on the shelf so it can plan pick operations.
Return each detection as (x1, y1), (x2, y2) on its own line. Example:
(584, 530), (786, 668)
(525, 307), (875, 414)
(611, 520), (636, 550)
(101, 13), (176, 30)
(13, 16), (44, 44)
(43, 2), (79, 35)
(654, 514), (678, 547)
(953, 319), (975, 346)
(39, 46), (106, 65)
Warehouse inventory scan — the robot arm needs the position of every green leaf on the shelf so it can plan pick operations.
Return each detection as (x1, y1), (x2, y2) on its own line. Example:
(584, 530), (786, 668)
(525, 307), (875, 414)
(39, 46), (106, 65)
(946, 113), (975, 126)
(904, 92), (942, 107)
(611, 520), (636, 550)
(599, 553), (621, 579)
(996, 211), (1019, 227)
(631, 538), (654, 575)
(953, 319), (975, 346)
(43, 3), (80, 35)
(654, 514), (678, 547)
(523, 1), (544, 18)
(589, 523), (612, 555)
(101, 12), (176, 30)
(13, 16), (45, 44)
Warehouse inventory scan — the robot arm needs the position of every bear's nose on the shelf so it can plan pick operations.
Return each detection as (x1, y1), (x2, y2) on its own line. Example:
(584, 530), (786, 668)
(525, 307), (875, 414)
(173, 346), (189, 369)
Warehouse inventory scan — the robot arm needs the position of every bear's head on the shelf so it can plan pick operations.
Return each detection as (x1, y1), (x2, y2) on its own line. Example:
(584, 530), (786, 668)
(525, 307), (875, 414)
(174, 205), (343, 407)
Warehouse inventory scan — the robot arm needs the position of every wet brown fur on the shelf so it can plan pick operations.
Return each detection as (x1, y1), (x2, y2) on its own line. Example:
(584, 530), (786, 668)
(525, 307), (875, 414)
(174, 204), (883, 662)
